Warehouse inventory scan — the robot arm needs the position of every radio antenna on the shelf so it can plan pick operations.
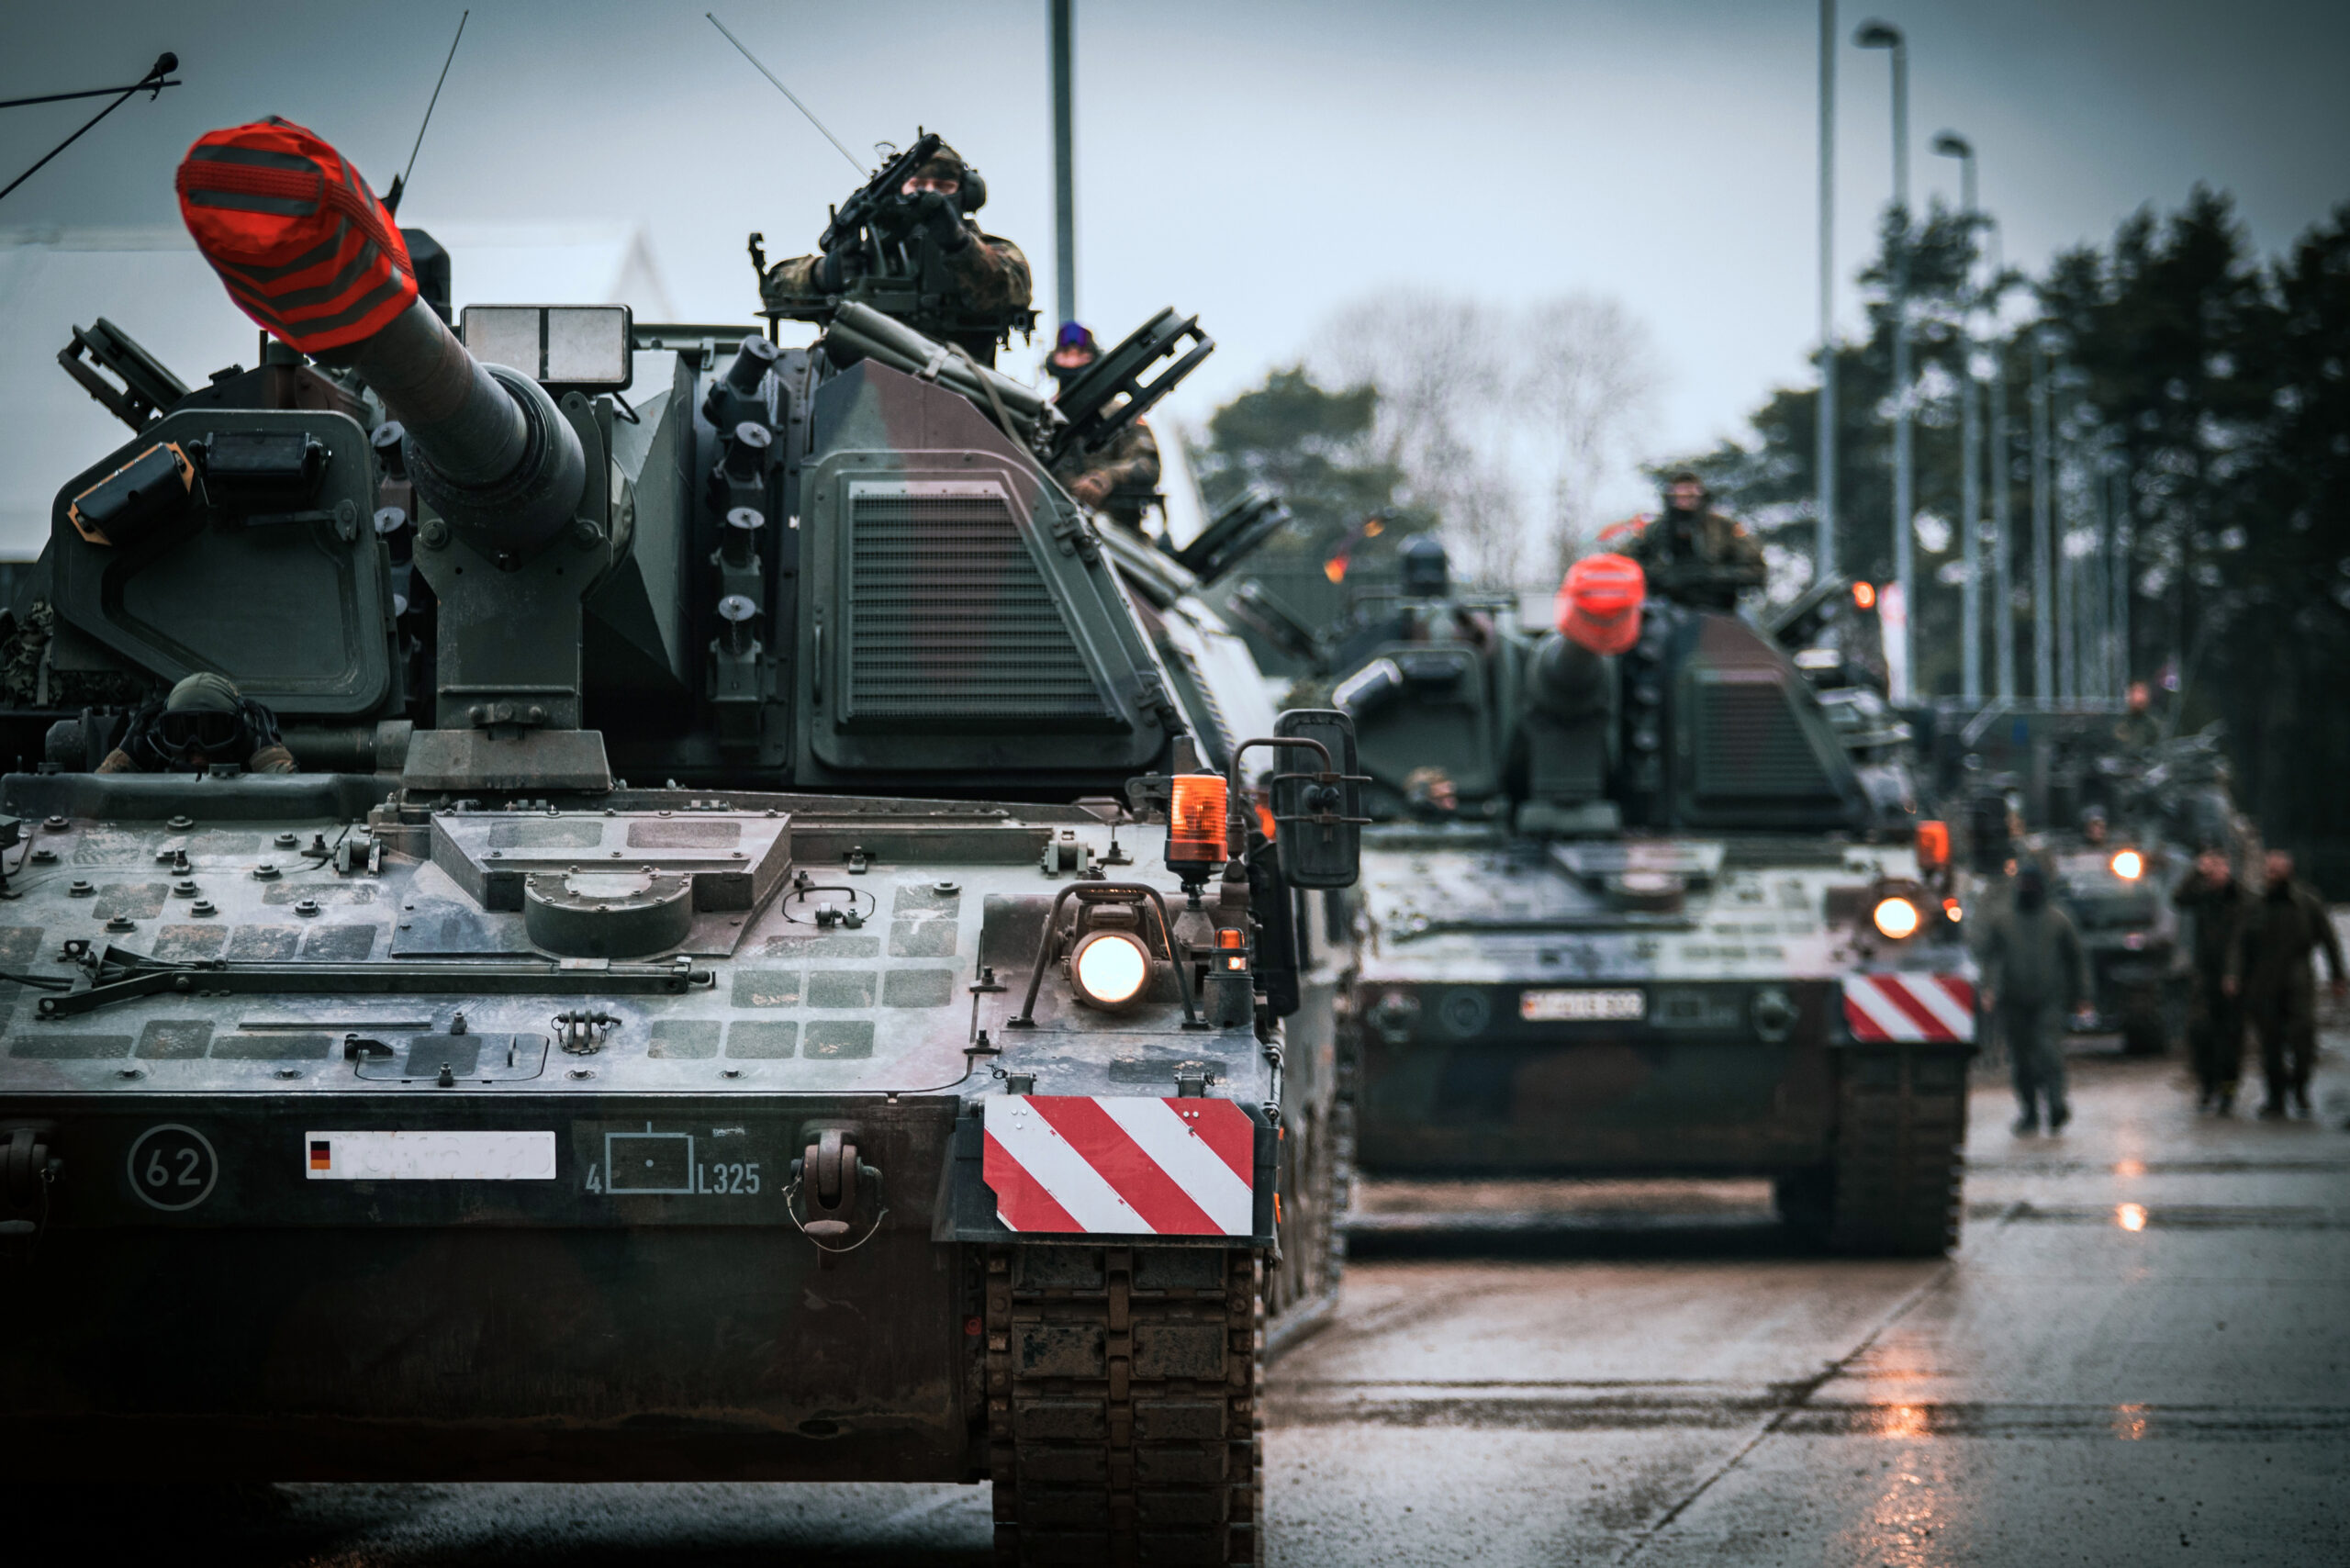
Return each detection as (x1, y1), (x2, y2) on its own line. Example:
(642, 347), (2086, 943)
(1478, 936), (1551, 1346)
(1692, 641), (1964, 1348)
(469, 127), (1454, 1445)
(386, 9), (469, 215)
(0, 52), (179, 207)
(707, 12), (866, 174)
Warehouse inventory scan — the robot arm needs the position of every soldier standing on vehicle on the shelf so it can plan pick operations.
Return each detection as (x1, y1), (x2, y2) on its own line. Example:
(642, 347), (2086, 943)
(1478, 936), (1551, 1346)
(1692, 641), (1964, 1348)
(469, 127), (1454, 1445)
(1980, 862), (2092, 1134)
(2175, 846), (2251, 1114)
(2113, 680), (2161, 751)
(1046, 321), (1160, 532)
(760, 140), (1031, 363)
(2224, 848), (2346, 1118)
(1624, 471), (1765, 611)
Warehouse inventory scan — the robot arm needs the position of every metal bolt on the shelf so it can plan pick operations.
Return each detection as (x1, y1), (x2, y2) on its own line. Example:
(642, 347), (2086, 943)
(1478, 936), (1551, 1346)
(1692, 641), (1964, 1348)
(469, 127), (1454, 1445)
(41, 816), (68, 832)
(167, 815), (195, 831)
(253, 864), (281, 880)
(275, 833), (298, 848)
(118, 1068), (144, 1081)
(294, 899), (320, 916)
(274, 1068), (301, 1080)
(420, 518), (450, 549)
(67, 880), (93, 897)
(28, 849), (55, 866)
(106, 916), (135, 933)
(190, 900), (218, 917)
(173, 880), (197, 897)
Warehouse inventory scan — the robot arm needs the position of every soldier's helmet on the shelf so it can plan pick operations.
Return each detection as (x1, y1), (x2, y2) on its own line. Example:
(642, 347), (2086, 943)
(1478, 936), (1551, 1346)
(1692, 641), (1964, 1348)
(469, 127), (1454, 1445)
(155, 672), (249, 761)
(910, 142), (985, 213)
(1399, 534), (1449, 599)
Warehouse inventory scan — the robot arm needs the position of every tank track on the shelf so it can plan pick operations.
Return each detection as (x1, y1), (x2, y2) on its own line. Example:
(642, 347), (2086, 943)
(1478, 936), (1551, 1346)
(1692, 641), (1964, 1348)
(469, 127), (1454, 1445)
(986, 1244), (1264, 1567)
(1822, 1043), (1972, 1255)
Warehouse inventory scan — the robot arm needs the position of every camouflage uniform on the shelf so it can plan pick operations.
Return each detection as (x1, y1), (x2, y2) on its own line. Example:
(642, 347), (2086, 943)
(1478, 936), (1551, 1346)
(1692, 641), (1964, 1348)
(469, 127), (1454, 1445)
(759, 228), (1031, 322)
(2112, 709), (2161, 751)
(1979, 890), (2088, 1129)
(1054, 418), (1161, 532)
(2173, 872), (2249, 1106)
(2226, 878), (2344, 1114)
(1623, 508), (1766, 610)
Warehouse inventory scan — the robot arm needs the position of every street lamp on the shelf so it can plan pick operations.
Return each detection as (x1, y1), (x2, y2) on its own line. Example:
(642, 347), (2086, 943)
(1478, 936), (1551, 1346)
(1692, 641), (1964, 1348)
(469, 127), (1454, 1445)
(1931, 129), (1981, 705)
(1816, 0), (1839, 582)
(1855, 19), (1912, 700)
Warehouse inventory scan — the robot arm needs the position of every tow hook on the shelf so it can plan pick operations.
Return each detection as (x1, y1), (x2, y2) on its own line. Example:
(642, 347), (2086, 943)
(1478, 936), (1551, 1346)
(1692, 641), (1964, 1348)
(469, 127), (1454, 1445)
(789, 1127), (884, 1266)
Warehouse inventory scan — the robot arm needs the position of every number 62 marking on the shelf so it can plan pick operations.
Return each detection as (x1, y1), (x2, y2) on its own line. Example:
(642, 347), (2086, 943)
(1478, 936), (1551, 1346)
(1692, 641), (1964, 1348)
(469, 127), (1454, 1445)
(126, 1124), (218, 1212)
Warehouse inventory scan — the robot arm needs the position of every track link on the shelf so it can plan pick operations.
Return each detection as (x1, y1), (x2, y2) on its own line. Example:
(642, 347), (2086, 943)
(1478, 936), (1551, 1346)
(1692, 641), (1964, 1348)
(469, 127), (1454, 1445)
(1825, 1043), (1971, 1255)
(987, 1243), (1263, 1567)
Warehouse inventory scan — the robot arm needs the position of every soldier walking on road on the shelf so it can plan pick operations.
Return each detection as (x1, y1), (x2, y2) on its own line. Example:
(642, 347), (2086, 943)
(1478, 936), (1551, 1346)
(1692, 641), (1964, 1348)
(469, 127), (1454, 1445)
(2224, 848), (2346, 1118)
(1980, 863), (2092, 1134)
(2175, 846), (2251, 1114)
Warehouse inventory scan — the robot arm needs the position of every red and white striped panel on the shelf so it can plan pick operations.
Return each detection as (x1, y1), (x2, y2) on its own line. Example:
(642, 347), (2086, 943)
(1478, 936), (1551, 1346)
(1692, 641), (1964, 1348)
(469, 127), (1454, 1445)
(983, 1096), (1256, 1237)
(1843, 972), (1977, 1043)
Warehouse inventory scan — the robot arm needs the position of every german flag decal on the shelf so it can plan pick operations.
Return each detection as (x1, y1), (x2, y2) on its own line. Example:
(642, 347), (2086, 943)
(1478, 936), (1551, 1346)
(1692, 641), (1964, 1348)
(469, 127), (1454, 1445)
(308, 1138), (332, 1172)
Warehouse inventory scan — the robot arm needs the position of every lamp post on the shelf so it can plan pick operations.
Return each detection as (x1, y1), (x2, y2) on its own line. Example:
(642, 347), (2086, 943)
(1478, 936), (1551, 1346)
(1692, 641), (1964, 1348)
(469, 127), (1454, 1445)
(1816, 0), (1839, 581)
(2030, 330), (2056, 700)
(1050, 0), (1077, 328)
(1932, 129), (1980, 703)
(1855, 19), (1912, 700)
(1987, 217), (2015, 702)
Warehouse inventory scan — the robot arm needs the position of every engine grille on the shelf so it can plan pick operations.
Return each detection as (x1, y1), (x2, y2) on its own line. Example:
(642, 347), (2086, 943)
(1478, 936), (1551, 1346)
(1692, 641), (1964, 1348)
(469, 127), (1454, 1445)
(1690, 675), (1838, 801)
(845, 490), (1106, 723)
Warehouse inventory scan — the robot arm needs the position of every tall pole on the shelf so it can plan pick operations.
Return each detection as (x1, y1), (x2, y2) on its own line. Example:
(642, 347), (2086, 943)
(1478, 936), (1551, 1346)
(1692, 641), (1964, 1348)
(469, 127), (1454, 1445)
(1816, 0), (1839, 582)
(2109, 464), (2131, 696)
(2031, 332), (2055, 700)
(1935, 132), (1980, 702)
(1050, 0), (1077, 328)
(1857, 21), (1911, 697)
(1988, 221), (2015, 702)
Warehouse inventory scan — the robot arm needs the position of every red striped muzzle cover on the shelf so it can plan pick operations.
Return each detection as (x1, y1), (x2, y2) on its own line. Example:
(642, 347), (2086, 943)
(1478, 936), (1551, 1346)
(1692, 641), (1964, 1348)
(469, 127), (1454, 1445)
(176, 118), (416, 353)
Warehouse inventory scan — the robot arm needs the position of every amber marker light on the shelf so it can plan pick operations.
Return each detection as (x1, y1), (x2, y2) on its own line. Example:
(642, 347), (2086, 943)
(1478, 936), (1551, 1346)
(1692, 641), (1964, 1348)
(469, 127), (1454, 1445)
(1852, 580), (1877, 610)
(2110, 849), (2144, 881)
(1915, 819), (1950, 869)
(1069, 930), (1152, 1009)
(1872, 896), (1921, 940)
(1166, 773), (1229, 878)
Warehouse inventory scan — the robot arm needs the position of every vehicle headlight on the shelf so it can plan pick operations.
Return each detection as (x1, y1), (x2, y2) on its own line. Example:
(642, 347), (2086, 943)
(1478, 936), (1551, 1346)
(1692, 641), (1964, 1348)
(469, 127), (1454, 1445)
(1069, 930), (1152, 1009)
(1872, 896), (1921, 940)
(2110, 849), (2143, 881)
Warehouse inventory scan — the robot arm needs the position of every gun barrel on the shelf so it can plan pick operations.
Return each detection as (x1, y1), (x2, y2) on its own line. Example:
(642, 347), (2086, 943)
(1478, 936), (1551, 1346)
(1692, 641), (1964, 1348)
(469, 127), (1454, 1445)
(177, 120), (584, 550)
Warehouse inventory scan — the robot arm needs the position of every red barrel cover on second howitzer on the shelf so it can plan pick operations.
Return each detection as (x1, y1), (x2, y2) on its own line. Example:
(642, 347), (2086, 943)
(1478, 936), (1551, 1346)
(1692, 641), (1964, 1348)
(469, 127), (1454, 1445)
(1558, 552), (1647, 655)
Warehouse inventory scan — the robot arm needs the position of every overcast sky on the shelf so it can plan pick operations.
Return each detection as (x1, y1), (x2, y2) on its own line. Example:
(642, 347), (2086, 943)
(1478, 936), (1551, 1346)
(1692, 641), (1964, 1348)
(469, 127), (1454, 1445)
(5, 0), (2346, 517)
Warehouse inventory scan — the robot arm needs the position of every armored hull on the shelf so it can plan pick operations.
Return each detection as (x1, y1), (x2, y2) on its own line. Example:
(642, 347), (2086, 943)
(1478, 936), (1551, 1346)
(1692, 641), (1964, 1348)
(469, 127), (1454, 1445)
(1348, 826), (1974, 1251)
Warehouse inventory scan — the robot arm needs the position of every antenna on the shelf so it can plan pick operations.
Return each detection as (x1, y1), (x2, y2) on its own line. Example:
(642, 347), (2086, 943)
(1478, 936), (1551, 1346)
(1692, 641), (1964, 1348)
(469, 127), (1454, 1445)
(707, 12), (866, 174)
(0, 52), (179, 207)
(385, 9), (469, 215)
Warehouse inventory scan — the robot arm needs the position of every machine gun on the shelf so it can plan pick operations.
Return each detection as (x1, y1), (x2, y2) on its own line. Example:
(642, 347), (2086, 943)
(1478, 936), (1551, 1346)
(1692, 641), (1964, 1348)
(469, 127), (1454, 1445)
(816, 130), (941, 255)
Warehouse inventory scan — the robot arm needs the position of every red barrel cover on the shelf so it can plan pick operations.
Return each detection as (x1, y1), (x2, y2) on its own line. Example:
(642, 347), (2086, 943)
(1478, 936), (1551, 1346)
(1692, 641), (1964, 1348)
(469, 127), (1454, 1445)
(1557, 553), (1646, 655)
(175, 118), (416, 353)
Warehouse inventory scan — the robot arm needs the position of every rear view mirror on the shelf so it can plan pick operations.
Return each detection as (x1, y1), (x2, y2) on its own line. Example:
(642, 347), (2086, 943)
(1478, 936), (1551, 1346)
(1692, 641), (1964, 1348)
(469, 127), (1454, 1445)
(1269, 708), (1365, 890)
(462, 304), (634, 391)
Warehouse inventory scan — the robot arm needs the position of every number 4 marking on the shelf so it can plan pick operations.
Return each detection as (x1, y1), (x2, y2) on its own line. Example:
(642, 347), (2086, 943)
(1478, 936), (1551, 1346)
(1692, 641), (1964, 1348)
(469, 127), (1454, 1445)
(586, 1162), (602, 1193)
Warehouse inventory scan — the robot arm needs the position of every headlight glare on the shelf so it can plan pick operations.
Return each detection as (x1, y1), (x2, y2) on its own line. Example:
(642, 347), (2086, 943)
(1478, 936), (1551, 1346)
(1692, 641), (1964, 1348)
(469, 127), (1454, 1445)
(1872, 896), (1921, 940)
(2110, 849), (2143, 881)
(1070, 930), (1152, 1009)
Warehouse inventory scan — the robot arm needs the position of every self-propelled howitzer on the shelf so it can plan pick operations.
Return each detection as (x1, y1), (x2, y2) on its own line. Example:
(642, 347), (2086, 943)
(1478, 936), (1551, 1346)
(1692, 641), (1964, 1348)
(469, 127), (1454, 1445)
(1333, 556), (1977, 1254)
(0, 119), (1360, 1567)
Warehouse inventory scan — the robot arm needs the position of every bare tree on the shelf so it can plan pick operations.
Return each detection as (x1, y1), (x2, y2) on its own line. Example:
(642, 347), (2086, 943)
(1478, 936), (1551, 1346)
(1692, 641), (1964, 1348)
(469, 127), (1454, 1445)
(1516, 295), (1659, 581)
(1305, 286), (1659, 589)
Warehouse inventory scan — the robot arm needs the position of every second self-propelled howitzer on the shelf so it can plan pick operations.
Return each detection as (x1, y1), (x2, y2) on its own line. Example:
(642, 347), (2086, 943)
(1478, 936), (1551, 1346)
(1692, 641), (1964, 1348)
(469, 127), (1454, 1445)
(0, 118), (1360, 1567)
(1332, 554), (1978, 1255)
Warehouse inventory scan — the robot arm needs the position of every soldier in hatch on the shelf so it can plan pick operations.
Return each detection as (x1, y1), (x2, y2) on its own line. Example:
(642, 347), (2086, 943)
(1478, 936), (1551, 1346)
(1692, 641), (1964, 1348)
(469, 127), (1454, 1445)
(1623, 471), (1765, 611)
(759, 140), (1031, 364)
(2224, 847), (2346, 1119)
(96, 673), (296, 775)
(1046, 321), (1160, 532)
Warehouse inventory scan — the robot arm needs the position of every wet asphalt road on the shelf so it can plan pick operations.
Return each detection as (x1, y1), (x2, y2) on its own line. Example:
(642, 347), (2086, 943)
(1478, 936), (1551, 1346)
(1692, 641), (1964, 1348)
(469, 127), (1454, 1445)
(43, 1038), (2350, 1565)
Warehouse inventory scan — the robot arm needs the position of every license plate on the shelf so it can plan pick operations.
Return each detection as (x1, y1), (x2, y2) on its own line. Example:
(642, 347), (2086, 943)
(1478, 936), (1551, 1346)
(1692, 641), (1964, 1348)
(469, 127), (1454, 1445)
(1519, 988), (1645, 1023)
(306, 1130), (556, 1181)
